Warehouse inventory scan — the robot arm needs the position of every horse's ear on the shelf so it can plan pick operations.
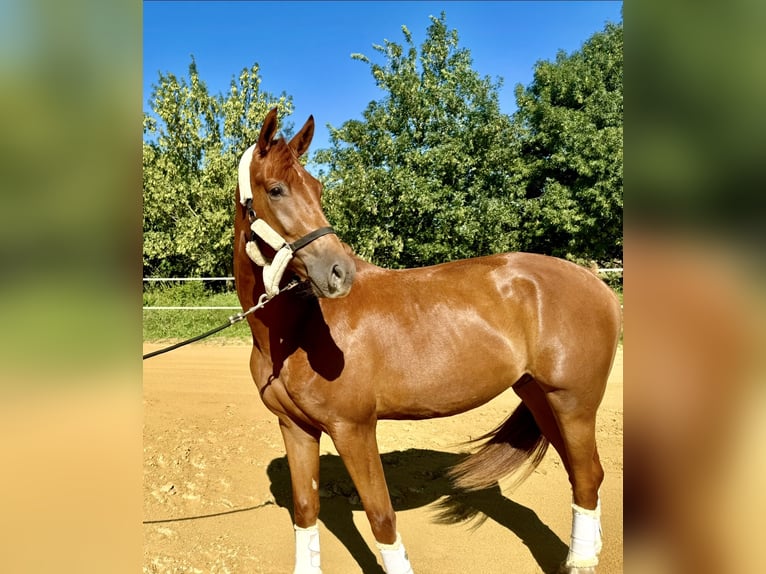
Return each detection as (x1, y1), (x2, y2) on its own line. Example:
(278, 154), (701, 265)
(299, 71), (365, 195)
(257, 108), (279, 155)
(288, 115), (315, 158)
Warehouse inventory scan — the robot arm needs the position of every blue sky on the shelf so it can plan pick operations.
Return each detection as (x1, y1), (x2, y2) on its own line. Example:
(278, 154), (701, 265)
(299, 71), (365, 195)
(144, 1), (622, 153)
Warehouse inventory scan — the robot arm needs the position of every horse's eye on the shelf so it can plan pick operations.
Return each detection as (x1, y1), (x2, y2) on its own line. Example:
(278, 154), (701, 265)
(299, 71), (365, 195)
(268, 186), (283, 199)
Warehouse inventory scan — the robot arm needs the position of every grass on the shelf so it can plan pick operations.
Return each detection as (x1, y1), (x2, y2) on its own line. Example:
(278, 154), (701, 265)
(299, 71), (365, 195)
(143, 282), (251, 342)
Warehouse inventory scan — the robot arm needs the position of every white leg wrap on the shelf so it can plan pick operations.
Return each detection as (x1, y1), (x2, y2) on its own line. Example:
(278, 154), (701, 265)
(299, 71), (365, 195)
(376, 532), (414, 574)
(293, 524), (321, 574)
(565, 498), (602, 568)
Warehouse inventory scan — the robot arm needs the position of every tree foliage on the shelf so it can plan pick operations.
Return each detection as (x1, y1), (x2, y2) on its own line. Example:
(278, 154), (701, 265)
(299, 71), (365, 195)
(142, 58), (293, 277)
(142, 17), (623, 277)
(513, 22), (623, 264)
(316, 14), (522, 268)
(317, 15), (622, 269)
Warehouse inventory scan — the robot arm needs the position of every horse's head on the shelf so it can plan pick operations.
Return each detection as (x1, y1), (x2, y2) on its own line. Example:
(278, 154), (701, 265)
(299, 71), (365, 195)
(236, 108), (355, 298)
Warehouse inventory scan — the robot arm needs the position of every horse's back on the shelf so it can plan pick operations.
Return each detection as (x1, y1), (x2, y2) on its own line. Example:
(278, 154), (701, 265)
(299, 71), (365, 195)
(349, 251), (620, 331)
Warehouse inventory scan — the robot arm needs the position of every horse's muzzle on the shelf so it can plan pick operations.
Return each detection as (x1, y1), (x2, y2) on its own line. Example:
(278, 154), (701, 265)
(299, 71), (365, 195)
(295, 235), (355, 299)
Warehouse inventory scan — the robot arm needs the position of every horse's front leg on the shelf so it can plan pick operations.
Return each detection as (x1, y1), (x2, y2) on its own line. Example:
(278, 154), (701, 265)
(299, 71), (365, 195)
(279, 419), (322, 574)
(331, 422), (414, 574)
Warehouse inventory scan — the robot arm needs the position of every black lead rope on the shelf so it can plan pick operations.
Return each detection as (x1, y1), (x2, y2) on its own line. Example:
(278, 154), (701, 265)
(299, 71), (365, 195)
(142, 320), (237, 360)
(142, 278), (302, 361)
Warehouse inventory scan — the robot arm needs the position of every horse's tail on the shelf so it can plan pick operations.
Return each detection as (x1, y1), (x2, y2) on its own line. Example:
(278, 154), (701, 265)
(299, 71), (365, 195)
(448, 402), (549, 491)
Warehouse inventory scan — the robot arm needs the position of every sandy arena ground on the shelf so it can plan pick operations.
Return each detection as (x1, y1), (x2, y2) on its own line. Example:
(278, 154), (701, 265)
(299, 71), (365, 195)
(143, 342), (622, 573)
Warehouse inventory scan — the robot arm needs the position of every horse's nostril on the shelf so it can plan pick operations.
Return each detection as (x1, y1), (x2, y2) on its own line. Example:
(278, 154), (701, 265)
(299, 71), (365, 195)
(324, 261), (354, 298)
(329, 264), (347, 294)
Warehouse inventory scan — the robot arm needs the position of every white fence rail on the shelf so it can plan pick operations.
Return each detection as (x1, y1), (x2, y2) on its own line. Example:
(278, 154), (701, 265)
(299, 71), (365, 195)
(143, 269), (623, 310)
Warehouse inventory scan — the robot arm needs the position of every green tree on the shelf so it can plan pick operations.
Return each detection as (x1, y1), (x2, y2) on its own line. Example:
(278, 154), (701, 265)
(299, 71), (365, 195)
(143, 58), (293, 277)
(513, 22), (623, 265)
(316, 13), (523, 268)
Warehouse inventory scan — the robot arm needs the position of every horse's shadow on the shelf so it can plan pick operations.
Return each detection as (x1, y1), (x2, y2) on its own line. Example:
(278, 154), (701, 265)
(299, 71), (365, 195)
(267, 449), (567, 573)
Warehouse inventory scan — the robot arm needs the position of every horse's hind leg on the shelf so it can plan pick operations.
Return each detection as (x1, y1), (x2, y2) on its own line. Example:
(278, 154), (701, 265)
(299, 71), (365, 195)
(545, 389), (604, 509)
(544, 385), (606, 571)
(514, 376), (604, 571)
(279, 420), (323, 574)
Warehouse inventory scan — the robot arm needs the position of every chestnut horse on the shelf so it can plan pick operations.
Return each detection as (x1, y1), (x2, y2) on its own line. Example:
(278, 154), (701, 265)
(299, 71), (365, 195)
(234, 108), (622, 573)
